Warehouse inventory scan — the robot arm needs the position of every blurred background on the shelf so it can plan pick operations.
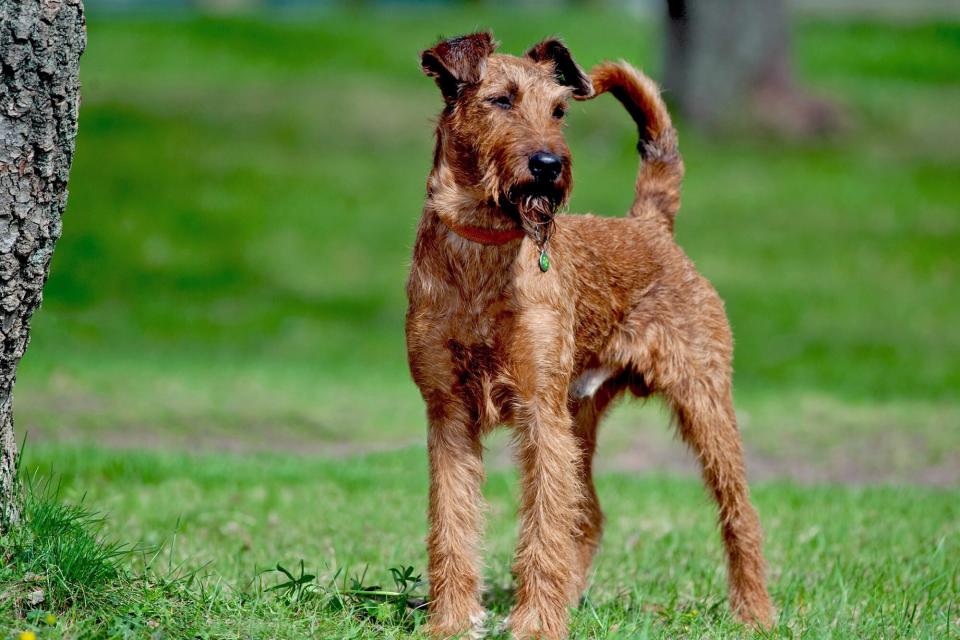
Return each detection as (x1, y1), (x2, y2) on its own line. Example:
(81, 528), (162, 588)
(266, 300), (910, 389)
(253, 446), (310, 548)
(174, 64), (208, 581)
(18, 0), (959, 486)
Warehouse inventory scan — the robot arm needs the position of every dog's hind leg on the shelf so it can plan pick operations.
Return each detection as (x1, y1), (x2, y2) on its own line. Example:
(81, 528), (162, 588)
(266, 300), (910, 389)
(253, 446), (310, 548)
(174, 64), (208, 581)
(568, 399), (603, 606)
(651, 334), (774, 627)
(566, 379), (623, 605)
(606, 283), (773, 626)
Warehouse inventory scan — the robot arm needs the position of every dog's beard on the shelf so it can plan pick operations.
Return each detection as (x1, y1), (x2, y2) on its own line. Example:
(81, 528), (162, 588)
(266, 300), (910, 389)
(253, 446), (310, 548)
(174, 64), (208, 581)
(506, 185), (564, 248)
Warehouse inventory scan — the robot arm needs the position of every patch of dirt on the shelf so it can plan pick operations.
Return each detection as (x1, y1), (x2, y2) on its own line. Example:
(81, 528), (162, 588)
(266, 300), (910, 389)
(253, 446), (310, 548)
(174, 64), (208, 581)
(24, 423), (418, 460)
(20, 393), (960, 487)
(605, 432), (960, 487)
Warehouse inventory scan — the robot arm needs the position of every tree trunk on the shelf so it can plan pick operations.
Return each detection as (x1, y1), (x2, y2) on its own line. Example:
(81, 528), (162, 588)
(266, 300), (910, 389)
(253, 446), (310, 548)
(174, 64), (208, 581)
(663, 0), (838, 135)
(0, 0), (85, 530)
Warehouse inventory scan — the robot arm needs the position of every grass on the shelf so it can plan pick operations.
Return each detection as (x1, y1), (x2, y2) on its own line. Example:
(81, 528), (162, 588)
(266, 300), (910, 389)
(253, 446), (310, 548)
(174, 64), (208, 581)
(3, 446), (958, 638)
(1, 5), (958, 639)
(1, 480), (125, 613)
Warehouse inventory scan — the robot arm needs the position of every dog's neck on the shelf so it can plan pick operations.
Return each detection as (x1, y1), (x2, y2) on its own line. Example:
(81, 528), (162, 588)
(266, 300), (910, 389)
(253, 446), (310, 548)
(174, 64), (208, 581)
(425, 160), (524, 243)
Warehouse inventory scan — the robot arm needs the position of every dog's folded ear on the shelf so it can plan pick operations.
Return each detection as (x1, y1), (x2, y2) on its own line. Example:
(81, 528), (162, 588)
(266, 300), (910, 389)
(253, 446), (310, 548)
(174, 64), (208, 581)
(421, 32), (498, 103)
(526, 38), (594, 99)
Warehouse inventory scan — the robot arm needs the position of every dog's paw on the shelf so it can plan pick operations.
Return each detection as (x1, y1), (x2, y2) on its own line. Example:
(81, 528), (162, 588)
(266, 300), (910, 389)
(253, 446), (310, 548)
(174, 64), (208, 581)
(465, 609), (489, 639)
(507, 606), (568, 640)
(733, 595), (775, 630)
(425, 608), (489, 640)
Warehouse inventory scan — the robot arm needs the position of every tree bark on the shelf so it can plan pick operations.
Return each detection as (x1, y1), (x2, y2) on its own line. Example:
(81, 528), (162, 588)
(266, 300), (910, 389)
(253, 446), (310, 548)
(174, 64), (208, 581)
(0, 0), (85, 530)
(663, 0), (838, 135)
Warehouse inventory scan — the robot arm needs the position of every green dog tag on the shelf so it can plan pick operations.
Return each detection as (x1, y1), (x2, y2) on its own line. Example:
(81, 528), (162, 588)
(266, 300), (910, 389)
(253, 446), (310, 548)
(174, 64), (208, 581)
(538, 249), (550, 273)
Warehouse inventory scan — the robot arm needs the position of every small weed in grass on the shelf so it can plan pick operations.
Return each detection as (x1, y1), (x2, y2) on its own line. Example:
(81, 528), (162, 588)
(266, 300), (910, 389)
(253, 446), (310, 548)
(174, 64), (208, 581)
(263, 561), (428, 631)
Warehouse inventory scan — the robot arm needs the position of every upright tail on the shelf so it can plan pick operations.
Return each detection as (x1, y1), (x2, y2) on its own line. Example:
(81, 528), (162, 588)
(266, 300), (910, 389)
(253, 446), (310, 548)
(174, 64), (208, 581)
(583, 62), (684, 230)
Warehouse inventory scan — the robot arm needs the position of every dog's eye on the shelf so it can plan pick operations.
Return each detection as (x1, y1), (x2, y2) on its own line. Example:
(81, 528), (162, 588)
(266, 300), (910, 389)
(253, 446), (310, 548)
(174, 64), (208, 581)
(490, 95), (513, 110)
(553, 105), (567, 119)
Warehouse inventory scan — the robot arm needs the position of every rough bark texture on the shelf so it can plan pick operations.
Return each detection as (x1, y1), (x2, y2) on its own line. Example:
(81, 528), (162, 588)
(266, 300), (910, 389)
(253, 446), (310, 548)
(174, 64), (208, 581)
(664, 0), (838, 135)
(0, 0), (85, 529)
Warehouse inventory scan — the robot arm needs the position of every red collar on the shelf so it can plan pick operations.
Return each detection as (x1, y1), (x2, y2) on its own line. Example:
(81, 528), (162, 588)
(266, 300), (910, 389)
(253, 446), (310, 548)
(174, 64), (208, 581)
(445, 222), (525, 245)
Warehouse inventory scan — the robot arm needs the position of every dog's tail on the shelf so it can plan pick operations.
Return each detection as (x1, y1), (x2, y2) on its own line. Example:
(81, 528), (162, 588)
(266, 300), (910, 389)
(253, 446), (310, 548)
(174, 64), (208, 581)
(584, 62), (684, 230)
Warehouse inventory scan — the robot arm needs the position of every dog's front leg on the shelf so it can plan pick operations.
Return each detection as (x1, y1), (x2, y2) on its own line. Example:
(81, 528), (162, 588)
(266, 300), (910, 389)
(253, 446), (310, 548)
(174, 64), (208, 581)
(510, 397), (581, 640)
(424, 399), (487, 639)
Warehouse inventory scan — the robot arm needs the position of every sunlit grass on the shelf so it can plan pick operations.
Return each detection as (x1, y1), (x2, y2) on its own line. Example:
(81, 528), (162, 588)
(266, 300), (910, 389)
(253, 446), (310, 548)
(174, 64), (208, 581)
(3, 445), (957, 638)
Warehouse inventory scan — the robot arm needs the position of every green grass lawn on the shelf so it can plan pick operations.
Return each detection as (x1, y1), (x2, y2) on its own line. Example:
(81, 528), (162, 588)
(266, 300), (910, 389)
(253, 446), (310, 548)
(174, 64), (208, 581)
(2, 6), (959, 639)
(5, 446), (958, 638)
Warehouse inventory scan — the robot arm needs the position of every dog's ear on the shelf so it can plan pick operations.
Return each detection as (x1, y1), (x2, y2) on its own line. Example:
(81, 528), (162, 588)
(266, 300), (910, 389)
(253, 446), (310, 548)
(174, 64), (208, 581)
(526, 38), (593, 99)
(421, 32), (497, 103)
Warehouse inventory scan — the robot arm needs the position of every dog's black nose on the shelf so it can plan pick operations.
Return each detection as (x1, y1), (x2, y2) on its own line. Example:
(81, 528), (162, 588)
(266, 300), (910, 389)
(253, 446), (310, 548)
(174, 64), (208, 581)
(528, 152), (563, 183)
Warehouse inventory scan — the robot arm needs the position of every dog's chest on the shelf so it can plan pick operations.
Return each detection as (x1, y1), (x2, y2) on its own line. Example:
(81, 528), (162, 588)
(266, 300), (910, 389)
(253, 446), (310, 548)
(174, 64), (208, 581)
(432, 289), (517, 429)
(407, 241), (530, 428)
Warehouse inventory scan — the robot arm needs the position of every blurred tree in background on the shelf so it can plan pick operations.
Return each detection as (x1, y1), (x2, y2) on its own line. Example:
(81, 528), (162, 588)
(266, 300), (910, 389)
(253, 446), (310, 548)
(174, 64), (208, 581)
(663, 0), (840, 134)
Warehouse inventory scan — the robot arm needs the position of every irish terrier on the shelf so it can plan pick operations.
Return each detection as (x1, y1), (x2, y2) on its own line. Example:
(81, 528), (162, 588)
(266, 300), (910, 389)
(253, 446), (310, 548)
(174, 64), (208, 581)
(405, 32), (773, 639)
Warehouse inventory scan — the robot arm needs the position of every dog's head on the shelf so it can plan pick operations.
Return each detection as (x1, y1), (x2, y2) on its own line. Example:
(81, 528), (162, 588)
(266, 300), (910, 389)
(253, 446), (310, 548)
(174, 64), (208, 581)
(421, 32), (593, 241)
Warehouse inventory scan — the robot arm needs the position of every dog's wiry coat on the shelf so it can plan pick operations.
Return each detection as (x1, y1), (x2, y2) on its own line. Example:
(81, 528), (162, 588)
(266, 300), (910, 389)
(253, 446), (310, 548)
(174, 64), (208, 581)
(406, 32), (773, 639)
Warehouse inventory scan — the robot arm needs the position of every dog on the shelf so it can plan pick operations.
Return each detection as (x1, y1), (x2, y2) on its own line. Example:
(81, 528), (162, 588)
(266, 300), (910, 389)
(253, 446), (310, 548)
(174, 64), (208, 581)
(405, 32), (773, 639)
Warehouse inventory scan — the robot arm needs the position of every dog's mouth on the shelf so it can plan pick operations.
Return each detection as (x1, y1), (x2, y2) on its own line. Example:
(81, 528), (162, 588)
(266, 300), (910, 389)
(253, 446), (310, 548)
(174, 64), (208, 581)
(503, 183), (565, 247)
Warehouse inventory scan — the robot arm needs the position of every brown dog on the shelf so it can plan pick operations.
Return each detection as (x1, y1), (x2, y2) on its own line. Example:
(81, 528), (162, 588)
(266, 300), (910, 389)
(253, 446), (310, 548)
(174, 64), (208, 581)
(405, 32), (773, 639)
